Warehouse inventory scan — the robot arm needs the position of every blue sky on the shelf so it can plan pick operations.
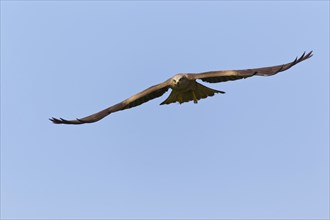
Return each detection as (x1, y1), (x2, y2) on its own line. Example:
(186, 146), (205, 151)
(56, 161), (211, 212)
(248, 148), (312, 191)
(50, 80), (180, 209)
(1, 1), (329, 219)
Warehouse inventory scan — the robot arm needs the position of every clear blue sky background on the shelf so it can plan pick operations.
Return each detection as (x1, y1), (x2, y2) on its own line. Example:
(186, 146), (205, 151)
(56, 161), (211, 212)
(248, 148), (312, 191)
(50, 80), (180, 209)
(1, 1), (329, 219)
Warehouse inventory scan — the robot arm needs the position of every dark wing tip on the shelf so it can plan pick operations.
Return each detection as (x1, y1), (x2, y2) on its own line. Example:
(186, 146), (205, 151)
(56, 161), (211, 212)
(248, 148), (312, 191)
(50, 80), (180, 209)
(297, 51), (313, 63)
(291, 50), (313, 67)
(49, 117), (63, 124)
(306, 50), (313, 59)
(49, 117), (85, 125)
(275, 50), (313, 74)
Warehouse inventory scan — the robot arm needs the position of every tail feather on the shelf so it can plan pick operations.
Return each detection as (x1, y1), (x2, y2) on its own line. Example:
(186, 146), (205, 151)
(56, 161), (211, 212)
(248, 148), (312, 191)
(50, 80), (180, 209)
(160, 82), (224, 105)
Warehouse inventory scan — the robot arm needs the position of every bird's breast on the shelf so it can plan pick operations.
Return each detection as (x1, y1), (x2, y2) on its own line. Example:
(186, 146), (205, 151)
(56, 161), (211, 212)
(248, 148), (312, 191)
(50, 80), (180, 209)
(171, 79), (196, 91)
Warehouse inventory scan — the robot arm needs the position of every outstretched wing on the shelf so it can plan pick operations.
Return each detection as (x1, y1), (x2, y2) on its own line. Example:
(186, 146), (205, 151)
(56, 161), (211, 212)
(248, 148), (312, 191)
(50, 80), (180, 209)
(187, 51), (313, 83)
(50, 79), (171, 125)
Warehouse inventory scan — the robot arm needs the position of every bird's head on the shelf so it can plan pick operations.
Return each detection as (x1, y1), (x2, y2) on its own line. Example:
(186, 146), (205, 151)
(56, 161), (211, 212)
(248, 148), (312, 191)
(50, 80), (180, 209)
(172, 74), (189, 87)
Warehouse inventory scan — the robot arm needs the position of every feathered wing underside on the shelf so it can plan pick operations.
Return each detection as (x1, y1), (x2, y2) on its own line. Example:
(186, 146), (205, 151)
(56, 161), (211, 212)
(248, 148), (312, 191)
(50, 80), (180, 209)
(50, 80), (171, 124)
(188, 51), (313, 83)
(160, 82), (225, 105)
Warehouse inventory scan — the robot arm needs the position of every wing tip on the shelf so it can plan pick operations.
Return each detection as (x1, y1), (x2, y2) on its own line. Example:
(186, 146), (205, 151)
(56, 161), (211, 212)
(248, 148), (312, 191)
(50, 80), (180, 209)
(49, 117), (69, 124)
(49, 117), (63, 124)
(305, 50), (313, 59)
(276, 50), (313, 74)
(49, 117), (84, 125)
(300, 50), (313, 61)
(295, 50), (313, 64)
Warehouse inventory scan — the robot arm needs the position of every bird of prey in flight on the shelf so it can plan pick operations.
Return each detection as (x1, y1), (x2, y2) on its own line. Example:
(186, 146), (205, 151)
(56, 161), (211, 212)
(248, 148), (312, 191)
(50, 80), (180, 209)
(50, 51), (313, 125)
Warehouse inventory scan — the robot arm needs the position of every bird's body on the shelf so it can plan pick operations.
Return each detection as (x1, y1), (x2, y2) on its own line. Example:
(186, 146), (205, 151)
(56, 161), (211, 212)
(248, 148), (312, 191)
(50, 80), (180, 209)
(50, 51), (313, 125)
(162, 74), (224, 105)
(160, 74), (223, 105)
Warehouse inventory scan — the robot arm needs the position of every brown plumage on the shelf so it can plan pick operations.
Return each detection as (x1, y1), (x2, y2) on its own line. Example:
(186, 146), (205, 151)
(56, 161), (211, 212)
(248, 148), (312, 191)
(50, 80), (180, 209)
(50, 51), (313, 125)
